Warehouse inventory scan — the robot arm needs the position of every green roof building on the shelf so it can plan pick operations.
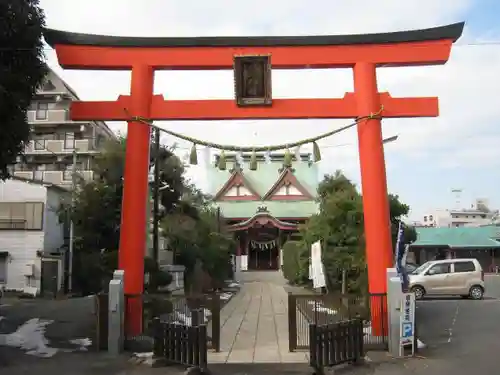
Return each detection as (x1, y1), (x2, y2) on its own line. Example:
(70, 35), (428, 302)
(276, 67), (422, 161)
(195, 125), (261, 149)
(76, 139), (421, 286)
(207, 153), (319, 271)
(410, 225), (500, 272)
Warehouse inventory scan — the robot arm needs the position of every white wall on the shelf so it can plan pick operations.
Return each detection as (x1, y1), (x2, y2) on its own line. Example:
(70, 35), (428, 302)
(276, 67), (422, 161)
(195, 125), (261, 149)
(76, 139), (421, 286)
(0, 180), (65, 294)
(0, 179), (47, 202)
(43, 188), (65, 252)
(0, 231), (43, 292)
(422, 208), (494, 228)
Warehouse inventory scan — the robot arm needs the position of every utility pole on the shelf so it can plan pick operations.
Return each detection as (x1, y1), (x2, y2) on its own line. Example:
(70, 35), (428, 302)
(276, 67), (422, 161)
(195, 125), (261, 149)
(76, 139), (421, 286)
(152, 127), (161, 263)
(68, 150), (77, 293)
(216, 206), (221, 233)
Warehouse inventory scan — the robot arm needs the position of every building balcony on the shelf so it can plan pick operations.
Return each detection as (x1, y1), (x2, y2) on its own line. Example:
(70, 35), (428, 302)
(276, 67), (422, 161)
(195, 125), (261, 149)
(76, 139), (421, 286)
(450, 216), (488, 223)
(13, 170), (94, 187)
(25, 139), (97, 155)
(27, 109), (70, 124)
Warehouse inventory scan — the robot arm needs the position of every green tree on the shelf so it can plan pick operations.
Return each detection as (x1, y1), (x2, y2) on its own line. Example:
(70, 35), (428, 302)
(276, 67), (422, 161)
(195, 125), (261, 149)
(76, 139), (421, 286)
(294, 171), (416, 294)
(161, 198), (235, 292)
(65, 137), (183, 295)
(300, 172), (365, 293)
(0, 0), (47, 179)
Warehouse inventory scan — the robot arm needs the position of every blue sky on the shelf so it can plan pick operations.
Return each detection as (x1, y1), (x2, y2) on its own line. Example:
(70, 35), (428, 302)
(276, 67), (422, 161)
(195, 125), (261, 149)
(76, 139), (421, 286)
(40, 0), (500, 220)
(467, 0), (500, 39)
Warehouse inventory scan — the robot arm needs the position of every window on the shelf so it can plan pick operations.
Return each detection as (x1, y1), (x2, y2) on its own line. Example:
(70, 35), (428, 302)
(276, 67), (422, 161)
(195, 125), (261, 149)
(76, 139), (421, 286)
(13, 163), (31, 172)
(454, 261), (476, 273)
(64, 132), (75, 149)
(427, 263), (451, 275)
(0, 202), (44, 230)
(34, 138), (46, 150)
(423, 216), (427, 222)
(0, 257), (6, 284)
(413, 261), (432, 275)
(35, 102), (49, 120)
(33, 133), (55, 150)
(429, 215), (433, 221)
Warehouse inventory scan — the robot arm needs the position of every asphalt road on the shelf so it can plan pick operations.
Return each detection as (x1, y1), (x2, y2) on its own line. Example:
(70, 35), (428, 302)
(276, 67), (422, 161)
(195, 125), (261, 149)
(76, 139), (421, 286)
(2, 277), (500, 374)
(0, 296), (96, 346)
(410, 275), (500, 374)
(0, 296), (96, 368)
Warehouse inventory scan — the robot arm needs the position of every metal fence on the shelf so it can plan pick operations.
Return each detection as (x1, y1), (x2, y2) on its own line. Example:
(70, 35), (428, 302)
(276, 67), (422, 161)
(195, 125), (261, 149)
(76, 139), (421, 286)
(309, 318), (364, 374)
(288, 292), (388, 351)
(152, 317), (208, 372)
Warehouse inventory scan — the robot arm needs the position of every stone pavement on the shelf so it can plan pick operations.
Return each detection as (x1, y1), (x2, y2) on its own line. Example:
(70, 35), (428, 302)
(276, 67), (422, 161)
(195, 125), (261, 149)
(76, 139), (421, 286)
(208, 271), (309, 364)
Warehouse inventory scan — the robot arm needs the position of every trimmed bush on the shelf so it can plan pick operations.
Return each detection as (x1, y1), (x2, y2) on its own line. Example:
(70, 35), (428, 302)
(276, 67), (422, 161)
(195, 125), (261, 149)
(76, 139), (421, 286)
(282, 241), (306, 284)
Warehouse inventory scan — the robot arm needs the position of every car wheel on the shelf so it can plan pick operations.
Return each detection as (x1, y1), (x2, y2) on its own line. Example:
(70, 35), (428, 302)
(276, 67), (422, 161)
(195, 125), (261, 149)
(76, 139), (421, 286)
(411, 286), (425, 300)
(469, 285), (484, 300)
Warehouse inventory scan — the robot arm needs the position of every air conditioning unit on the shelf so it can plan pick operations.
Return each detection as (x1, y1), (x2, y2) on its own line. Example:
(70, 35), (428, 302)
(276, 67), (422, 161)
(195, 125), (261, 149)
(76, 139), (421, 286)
(24, 263), (34, 277)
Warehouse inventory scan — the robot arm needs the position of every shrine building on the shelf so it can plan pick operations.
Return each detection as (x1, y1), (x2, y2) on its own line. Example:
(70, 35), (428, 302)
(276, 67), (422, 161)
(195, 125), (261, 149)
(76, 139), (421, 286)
(208, 153), (319, 271)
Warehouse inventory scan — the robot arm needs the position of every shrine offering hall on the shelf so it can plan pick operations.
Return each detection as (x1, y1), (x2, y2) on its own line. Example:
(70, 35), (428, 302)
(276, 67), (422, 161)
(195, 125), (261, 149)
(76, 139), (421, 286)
(210, 153), (318, 271)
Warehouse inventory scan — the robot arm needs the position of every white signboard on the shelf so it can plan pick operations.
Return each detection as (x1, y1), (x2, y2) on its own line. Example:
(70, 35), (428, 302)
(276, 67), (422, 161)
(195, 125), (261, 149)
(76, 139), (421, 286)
(399, 292), (416, 356)
(241, 255), (248, 271)
(310, 240), (326, 288)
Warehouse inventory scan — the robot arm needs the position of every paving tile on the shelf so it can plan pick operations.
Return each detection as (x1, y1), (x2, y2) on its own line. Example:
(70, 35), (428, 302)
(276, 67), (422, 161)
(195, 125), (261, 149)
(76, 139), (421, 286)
(208, 271), (309, 364)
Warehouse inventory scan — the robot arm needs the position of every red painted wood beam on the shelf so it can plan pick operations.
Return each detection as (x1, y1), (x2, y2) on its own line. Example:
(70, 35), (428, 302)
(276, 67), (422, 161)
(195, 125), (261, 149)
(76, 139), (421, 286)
(54, 40), (454, 70)
(70, 93), (438, 121)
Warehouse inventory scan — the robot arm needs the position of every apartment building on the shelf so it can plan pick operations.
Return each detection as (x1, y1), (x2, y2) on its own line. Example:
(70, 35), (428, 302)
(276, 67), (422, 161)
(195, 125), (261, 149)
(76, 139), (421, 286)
(9, 68), (115, 187)
(419, 199), (498, 228)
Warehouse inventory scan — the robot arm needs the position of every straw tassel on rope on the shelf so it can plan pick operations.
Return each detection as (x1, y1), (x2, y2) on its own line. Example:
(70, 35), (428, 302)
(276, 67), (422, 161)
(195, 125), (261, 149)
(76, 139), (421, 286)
(189, 144), (198, 165)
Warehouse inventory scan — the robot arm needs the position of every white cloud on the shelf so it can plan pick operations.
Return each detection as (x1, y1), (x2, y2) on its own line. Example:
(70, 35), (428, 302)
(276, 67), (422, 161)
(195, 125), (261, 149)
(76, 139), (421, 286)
(39, 0), (500, 214)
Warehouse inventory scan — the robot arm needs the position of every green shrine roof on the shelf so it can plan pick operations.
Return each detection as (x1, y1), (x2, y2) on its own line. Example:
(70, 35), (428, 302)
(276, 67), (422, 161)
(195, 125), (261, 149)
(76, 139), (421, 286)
(207, 154), (319, 219)
(209, 160), (319, 197)
(412, 226), (500, 249)
(217, 200), (318, 219)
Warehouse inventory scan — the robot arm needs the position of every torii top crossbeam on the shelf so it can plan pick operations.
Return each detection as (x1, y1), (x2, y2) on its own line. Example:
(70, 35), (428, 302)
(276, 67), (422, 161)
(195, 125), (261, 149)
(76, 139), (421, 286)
(44, 23), (464, 121)
(44, 22), (463, 69)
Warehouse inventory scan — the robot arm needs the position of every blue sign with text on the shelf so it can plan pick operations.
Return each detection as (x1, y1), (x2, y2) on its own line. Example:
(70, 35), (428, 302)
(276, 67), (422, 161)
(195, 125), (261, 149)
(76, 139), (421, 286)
(402, 322), (413, 338)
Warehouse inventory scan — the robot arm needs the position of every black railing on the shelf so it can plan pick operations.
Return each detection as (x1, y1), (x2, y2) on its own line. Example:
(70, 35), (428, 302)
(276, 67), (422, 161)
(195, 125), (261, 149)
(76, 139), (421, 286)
(153, 317), (208, 372)
(309, 319), (364, 374)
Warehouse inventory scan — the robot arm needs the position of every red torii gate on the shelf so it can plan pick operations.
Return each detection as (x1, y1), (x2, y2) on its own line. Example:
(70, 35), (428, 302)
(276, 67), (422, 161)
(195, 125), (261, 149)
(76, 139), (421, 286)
(44, 22), (463, 336)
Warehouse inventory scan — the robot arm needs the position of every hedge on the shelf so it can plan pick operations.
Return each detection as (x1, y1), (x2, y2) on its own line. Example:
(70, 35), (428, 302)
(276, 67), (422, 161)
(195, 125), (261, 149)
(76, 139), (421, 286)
(282, 240), (306, 284)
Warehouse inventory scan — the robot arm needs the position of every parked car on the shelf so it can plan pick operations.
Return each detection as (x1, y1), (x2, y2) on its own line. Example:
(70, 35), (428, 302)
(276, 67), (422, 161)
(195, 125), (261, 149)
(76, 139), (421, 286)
(409, 258), (485, 300)
(405, 262), (419, 274)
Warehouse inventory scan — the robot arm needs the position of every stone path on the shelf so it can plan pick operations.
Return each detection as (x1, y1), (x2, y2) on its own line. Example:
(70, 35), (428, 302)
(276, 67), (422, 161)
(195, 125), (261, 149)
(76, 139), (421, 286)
(208, 271), (309, 364)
